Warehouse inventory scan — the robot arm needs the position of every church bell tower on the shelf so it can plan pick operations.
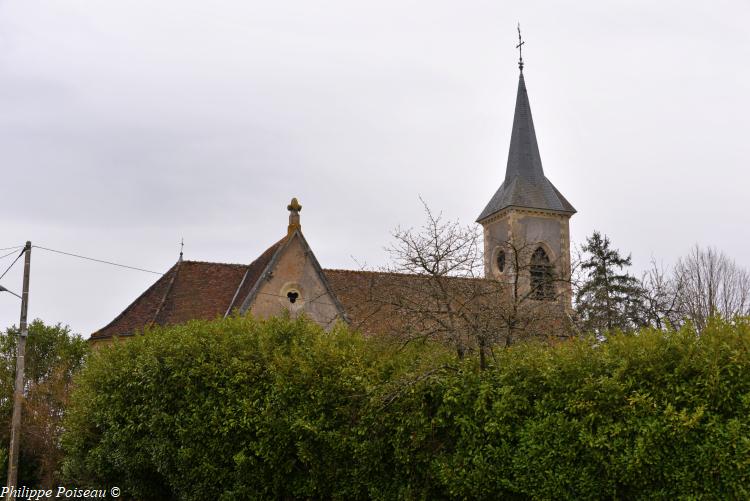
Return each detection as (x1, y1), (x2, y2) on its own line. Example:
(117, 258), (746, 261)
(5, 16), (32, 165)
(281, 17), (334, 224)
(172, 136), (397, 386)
(477, 30), (576, 304)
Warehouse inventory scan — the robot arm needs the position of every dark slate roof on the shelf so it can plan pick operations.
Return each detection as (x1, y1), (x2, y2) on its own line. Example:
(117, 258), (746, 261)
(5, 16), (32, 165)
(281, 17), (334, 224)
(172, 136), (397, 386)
(90, 237), (286, 340)
(477, 71), (575, 222)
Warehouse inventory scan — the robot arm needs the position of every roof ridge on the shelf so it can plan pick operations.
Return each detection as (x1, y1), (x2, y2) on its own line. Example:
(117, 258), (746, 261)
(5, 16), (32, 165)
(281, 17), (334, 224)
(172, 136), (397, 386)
(180, 259), (249, 267)
(151, 259), (182, 326)
(323, 268), (488, 282)
(226, 235), (288, 315)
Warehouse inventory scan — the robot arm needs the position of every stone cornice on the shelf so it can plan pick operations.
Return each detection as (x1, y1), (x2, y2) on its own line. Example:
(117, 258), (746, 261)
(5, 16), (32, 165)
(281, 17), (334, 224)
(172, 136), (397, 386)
(478, 206), (573, 226)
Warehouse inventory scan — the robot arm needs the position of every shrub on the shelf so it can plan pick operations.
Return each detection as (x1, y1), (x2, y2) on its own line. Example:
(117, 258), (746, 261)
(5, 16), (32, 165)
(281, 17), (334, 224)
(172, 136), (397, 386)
(62, 316), (750, 499)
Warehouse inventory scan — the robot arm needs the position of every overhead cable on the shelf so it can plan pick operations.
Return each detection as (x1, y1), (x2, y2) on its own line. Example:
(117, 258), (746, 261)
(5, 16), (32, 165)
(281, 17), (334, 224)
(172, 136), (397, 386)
(0, 249), (22, 260)
(0, 249), (24, 282)
(33, 245), (163, 275)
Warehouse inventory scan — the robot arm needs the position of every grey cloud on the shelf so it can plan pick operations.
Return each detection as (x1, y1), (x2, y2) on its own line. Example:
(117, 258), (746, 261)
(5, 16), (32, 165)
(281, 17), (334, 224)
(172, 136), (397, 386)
(1, 0), (748, 335)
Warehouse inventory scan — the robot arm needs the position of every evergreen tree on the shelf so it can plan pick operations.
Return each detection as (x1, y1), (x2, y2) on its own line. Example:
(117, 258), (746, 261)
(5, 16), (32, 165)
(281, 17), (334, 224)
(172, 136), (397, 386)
(575, 231), (644, 334)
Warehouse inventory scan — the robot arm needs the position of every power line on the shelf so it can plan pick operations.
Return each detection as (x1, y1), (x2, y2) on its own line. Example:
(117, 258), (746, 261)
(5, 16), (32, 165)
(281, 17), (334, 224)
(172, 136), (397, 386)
(0, 245), (23, 252)
(33, 245), (163, 275)
(0, 285), (21, 299)
(0, 249), (22, 260)
(0, 249), (24, 282)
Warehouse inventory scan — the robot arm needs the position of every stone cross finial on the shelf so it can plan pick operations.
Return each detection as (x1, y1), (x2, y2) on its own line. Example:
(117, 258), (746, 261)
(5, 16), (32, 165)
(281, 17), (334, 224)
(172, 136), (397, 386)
(287, 197), (302, 235)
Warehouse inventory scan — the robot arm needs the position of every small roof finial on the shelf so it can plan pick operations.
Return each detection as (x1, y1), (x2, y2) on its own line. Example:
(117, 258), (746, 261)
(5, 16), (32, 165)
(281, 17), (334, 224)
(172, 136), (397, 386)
(287, 198), (302, 213)
(516, 23), (525, 72)
(287, 197), (302, 235)
(179, 237), (184, 262)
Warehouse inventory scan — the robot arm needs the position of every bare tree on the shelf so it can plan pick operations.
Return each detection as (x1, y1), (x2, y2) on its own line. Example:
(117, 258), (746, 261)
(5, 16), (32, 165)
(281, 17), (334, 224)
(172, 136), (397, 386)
(673, 246), (750, 331)
(383, 200), (495, 365)
(357, 200), (572, 368)
(325, 201), (574, 367)
(638, 259), (685, 330)
(387, 201), (483, 279)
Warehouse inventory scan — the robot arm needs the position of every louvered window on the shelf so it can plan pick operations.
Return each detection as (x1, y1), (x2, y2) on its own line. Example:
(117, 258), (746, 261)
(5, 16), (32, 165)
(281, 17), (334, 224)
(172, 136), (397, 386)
(530, 247), (554, 300)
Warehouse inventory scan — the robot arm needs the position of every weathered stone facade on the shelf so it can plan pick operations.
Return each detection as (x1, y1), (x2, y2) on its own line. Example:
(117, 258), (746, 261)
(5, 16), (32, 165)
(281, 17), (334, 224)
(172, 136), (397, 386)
(477, 67), (575, 307)
(480, 208), (573, 307)
(239, 229), (346, 329)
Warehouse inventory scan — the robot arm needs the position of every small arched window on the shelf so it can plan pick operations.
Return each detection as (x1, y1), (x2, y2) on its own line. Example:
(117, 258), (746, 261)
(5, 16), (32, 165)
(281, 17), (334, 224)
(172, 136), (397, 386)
(530, 247), (555, 300)
(496, 249), (506, 273)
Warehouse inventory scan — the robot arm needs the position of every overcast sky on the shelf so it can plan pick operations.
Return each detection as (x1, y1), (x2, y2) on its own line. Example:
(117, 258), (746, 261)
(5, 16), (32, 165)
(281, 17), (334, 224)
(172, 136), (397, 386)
(1, 1), (749, 336)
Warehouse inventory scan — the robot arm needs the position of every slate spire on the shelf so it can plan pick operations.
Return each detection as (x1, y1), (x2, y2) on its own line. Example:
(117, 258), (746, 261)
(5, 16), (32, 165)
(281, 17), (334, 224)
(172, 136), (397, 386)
(477, 67), (576, 222)
(504, 72), (544, 183)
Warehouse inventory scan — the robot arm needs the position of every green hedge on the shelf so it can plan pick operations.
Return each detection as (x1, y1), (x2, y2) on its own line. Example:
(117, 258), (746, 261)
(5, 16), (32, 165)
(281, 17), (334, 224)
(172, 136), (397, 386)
(62, 316), (750, 500)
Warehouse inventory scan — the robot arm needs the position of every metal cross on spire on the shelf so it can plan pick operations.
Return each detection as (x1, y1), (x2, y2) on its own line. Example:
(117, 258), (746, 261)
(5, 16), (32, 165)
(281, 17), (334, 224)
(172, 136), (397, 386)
(179, 237), (184, 262)
(516, 23), (525, 72)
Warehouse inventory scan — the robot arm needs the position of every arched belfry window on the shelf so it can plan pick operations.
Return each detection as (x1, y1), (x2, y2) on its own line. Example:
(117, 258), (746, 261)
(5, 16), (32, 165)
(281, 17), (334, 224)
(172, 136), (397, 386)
(496, 249), (506, 273)
(530, 247), (555, 300)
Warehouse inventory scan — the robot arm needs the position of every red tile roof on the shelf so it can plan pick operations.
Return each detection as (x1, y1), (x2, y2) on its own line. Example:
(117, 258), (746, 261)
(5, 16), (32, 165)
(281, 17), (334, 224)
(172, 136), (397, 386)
(323, 268), (496, 337)
(91, 243), (527, 342)
(90, 238), (286, 340)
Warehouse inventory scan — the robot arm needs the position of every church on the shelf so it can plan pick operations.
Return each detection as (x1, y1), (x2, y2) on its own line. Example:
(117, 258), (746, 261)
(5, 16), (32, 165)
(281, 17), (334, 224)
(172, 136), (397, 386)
(90, 56), (576, 345)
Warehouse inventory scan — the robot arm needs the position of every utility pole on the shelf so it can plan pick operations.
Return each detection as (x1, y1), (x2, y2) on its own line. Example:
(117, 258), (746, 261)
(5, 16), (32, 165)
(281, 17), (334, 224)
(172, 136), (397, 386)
(5, 242), (31, 501)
